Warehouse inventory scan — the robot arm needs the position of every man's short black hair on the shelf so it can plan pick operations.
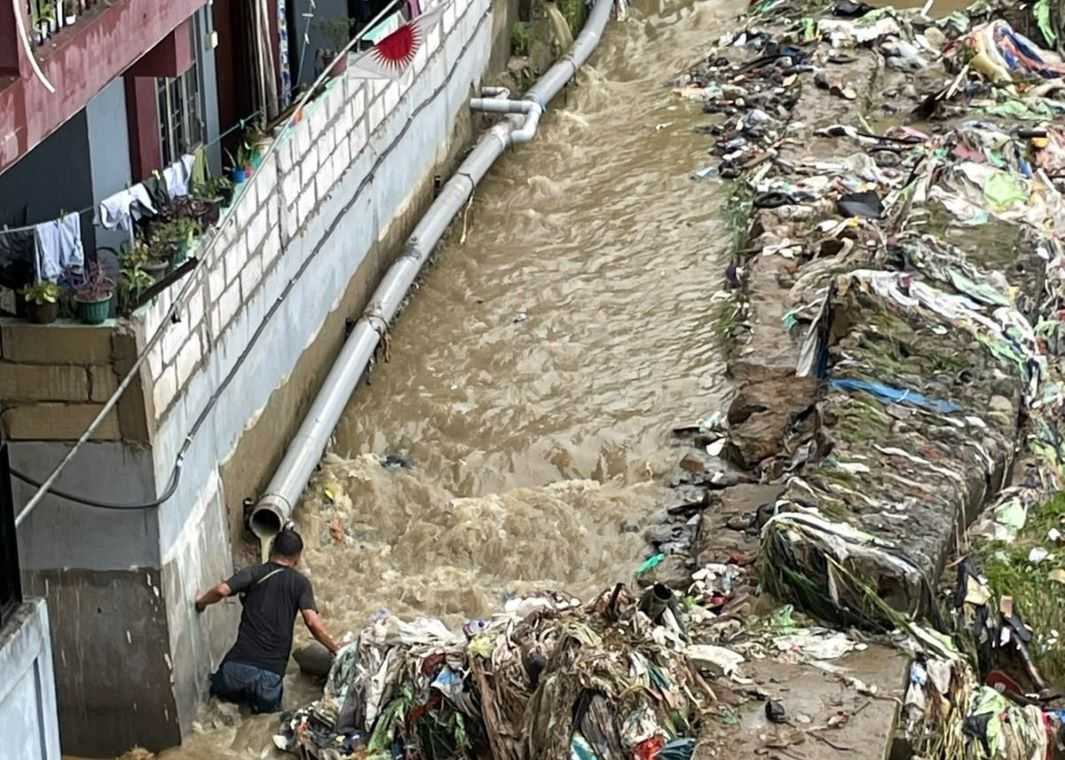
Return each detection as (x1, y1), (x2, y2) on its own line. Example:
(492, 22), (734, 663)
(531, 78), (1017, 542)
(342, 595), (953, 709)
(271, 529), (304, 558)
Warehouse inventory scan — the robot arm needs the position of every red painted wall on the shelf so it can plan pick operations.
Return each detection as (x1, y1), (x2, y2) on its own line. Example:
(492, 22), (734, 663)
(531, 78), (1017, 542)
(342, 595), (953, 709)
(0, 0), (208, 176)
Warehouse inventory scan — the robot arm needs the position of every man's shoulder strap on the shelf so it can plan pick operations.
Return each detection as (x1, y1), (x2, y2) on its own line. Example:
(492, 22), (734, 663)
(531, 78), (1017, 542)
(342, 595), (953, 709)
(255, 567), (286, 586)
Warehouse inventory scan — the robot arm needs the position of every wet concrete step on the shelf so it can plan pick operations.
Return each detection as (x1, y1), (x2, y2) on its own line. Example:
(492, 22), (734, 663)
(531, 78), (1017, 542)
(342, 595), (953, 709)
(696, 646), (908, 760)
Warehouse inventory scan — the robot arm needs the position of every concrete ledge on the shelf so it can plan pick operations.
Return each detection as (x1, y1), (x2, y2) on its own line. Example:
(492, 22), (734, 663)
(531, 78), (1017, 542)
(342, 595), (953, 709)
(0, 363), (91, 402)
(1, 402), (121, 440)
(0, 320), (115, 365)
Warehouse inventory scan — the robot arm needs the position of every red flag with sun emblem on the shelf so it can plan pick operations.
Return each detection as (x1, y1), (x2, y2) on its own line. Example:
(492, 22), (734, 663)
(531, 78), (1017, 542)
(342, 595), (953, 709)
(349, 5), (447, 80)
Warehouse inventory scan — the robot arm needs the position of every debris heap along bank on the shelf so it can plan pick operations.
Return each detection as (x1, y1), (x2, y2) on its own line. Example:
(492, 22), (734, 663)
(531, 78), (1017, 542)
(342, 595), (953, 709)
(252, 1), (1065, 759)
(677, 0), (1065, 632)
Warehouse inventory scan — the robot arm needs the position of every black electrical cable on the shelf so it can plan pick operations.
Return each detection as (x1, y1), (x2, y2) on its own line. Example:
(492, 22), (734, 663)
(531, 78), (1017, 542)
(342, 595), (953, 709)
(10, 456), (184, 511)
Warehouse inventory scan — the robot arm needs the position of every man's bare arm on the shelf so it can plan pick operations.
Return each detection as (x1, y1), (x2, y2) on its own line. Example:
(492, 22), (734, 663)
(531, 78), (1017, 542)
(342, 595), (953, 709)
(301, 609), (340, 654)
(195, 582), (232, 613)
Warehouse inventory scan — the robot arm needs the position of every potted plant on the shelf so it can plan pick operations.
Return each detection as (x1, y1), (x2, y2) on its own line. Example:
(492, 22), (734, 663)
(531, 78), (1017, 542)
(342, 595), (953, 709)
(245, 124), (273, 168)
(150, 217), (200, 271)
(32, 2), (56, 40)
(118, 254), (155, 315)
(18, 281), (61, 324)
(73, 263), (115, 325)
(193, 174), (234, 208)
(226, 143), (252, 182)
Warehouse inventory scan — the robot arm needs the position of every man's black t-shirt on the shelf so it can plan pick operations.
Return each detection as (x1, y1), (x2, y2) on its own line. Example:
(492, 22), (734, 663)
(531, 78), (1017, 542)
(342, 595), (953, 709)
(223, 562), (316, 676)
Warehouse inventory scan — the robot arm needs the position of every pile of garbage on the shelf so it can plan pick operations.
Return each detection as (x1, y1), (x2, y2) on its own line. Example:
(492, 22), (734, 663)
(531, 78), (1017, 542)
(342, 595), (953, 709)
(273, 588), (714, 759)
(674, 0), (1065, 624)
(665, 0), (1065, 755)
(270, 576), (888, 759)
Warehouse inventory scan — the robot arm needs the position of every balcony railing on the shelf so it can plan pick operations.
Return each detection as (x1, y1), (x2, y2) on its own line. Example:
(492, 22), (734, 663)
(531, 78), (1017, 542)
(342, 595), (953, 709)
(26, 0), (102, 46)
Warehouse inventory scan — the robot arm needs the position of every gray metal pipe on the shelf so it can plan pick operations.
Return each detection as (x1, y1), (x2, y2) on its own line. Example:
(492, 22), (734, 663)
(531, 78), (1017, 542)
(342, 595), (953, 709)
(470, 97), (535, 113)
(480, 86), (511, 99)
(250, 0), (616, 541)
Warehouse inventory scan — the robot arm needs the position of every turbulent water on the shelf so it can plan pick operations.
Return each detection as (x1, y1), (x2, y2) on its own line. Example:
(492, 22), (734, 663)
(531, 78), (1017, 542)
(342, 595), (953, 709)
(153, 0), (738, 756)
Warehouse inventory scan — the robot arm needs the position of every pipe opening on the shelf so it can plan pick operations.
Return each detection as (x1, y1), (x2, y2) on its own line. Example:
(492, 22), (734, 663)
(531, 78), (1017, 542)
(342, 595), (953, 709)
(250, 505), (284, 542)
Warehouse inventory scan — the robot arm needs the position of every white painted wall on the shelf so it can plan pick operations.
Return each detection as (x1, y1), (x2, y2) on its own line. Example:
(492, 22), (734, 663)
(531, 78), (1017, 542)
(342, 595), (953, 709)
(0, 600), (61, 760)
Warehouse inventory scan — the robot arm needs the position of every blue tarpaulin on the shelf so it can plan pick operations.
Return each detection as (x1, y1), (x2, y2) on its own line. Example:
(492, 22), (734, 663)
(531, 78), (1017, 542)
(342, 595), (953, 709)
(829, 378), (962, 414)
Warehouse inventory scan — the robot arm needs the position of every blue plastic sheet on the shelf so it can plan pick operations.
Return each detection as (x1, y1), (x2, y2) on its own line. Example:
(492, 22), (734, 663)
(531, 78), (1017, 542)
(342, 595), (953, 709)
(659, 738), (697, 760)
(829, 378), (961, 414)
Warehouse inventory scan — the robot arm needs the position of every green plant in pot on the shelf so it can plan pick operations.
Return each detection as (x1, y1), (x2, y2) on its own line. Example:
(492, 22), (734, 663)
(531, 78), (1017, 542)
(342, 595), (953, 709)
(73, 264), (115, 325)
(151, 217), (200, 272)
(118, 253), (155, 315)
(226, 142), (253, 182)
(18, 281), (62, 324)
(244, 123), (273, 168)
(193, 174), (234, 207)
(128, 237), (167, 281)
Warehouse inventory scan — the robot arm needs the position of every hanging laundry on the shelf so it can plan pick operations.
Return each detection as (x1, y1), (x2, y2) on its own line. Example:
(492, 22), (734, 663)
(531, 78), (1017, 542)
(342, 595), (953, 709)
(190, 146), (209, 195)
(144, 173), (169, 210)
(95, 185), (157, 232)
(162, 154), (195, 201)
(33, 212), (84, 282)
(0, 228), (36, 290)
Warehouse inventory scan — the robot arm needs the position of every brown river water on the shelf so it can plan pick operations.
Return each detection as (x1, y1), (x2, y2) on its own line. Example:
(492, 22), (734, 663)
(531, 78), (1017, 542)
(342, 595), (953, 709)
(139, 0), (741, 756)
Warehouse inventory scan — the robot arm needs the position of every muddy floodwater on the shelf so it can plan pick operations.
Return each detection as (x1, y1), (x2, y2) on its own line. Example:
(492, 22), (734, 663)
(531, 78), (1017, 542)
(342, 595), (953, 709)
(152, 0), (739, 756)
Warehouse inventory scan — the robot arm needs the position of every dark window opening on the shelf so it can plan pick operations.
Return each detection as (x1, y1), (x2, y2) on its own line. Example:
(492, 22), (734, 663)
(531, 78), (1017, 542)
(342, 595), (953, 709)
(0, 443), (22, 628)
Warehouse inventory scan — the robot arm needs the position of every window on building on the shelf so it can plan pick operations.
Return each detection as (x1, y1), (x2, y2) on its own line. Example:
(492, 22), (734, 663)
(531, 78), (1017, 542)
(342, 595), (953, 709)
(156, 62), (205, 167)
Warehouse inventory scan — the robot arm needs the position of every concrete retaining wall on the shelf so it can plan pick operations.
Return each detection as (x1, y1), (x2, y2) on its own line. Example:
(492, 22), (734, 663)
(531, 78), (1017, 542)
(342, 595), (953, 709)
(0, 599), (61, 760)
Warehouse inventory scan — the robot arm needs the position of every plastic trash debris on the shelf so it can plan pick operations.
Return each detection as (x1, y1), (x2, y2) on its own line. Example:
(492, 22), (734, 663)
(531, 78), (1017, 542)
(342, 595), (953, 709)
(685, 644), (745, 676)
(829, 378), (961, 414)
(773, 629), (860, 660)
(765, 699), (787, 723)
(836, 191), (884, 219)
(636, 553), (666, 576)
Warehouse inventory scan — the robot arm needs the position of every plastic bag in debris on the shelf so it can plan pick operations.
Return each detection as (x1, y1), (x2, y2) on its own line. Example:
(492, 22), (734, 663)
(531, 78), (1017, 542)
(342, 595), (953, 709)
(828, 378), (961, 414)
(817, 13), (901, 46)
(772, 629), (862, 660)
(954, 19), (1065, 83)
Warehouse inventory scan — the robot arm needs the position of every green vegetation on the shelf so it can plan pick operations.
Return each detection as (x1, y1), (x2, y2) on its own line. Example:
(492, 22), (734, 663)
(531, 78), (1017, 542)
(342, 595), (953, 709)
(977, 492), (1065, 683)
(557, 0), (587, 35)
(511, 21), (531, 56)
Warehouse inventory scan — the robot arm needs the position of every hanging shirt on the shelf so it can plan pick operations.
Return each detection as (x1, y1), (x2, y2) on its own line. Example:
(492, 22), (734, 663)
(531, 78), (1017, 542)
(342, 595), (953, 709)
(95, 185), (157, 232)
(163, 154), (196, 201)
(33, 212), (85, 282)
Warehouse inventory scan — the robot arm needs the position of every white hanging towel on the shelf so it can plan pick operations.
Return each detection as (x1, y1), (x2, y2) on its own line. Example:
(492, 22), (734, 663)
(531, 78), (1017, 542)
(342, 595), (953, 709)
(95, 184), (158, 231)
(163, 154), (196, 200)
(33, 212), (85, 282)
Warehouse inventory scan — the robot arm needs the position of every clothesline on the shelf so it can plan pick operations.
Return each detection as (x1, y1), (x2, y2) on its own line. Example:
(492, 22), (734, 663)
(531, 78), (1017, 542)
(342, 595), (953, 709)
(0, 110), (263, 238)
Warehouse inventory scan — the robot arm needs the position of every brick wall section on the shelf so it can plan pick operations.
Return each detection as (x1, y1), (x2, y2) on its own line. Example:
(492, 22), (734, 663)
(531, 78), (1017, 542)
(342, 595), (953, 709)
(138, 0), (476, 426)
(0, 320), (145, 441)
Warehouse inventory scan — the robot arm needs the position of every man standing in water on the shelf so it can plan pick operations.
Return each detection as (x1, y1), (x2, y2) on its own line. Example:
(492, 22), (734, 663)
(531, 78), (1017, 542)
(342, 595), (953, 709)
(195, 528), (340, 712)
